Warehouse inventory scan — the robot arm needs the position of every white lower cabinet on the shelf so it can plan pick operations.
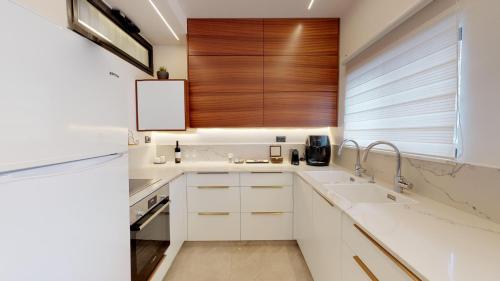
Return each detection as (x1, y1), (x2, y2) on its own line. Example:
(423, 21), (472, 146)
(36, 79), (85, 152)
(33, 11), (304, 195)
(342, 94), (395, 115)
(241, 212), (293, 240)
(311, 190), (342, 281)
(169, 175), (187, 249)
(188, 212), (240, 241)
(186, 172), (293, 241)
(293, 175), (314, 259)
(241, 185), (293, 212)
(187, 186), (240, 212)
(342, 215), (419, 281)
(294, 175), (341, 281)
(341, 243), (371, 281)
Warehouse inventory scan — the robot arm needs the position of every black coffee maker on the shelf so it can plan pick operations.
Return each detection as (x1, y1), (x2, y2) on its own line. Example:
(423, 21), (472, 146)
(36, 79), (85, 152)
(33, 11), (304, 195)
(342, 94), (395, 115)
(305, 135), (331, 166)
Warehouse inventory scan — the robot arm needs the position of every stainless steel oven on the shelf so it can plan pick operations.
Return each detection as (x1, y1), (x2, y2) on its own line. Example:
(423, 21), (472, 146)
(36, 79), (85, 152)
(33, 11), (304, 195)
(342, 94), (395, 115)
(129, 180), (170, 281)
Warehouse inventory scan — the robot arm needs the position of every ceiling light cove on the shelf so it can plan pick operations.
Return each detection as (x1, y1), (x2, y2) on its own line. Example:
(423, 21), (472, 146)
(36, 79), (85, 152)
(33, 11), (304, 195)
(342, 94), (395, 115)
(307, 0), (315, 10)
(148, 0), (179, 40)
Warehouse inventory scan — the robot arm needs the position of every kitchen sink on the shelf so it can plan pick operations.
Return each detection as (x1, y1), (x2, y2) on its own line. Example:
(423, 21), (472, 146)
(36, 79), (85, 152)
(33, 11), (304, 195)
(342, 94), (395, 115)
(327, 184), (417, 204)
(303, 170), (367, 185)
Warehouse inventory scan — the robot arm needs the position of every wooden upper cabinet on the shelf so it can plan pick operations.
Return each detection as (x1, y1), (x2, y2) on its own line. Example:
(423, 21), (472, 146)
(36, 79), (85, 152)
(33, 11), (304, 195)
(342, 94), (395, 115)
(188, 19), (263, 55)
(264, 92), (337, 127)
(189, 56), (263, 93)
(190, 92), (263, 127)
(264, 55), (338, 92)
(264, 19), (339, 56)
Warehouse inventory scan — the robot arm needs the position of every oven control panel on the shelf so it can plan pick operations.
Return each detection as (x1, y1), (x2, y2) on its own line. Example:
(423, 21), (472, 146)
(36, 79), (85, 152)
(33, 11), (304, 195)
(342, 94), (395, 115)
(129, 183), (169, 225)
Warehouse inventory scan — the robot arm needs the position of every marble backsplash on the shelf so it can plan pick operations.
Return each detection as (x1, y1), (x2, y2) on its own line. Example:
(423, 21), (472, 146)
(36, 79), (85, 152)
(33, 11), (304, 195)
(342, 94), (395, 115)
(333, 146), (500, 224)
(156, 144), (305, 163)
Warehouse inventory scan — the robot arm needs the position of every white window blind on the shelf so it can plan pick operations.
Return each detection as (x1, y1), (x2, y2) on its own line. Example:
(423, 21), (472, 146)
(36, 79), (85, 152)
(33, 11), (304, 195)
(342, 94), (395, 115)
(344, 9), (458, 158)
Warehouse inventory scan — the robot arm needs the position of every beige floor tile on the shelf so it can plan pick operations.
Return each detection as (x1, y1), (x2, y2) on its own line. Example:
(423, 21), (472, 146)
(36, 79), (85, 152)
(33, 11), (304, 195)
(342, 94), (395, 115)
(164, 241), (313, 281)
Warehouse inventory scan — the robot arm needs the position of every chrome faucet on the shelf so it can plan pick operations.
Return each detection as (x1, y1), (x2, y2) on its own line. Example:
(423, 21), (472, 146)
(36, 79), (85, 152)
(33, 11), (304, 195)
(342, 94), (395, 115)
(338, 139), (363, 177)
(361, 141), (413, 193)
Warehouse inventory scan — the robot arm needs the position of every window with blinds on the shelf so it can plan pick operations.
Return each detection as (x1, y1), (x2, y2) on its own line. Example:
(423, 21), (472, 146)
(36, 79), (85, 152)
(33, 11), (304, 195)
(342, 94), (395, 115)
(344, 9), (459, 158)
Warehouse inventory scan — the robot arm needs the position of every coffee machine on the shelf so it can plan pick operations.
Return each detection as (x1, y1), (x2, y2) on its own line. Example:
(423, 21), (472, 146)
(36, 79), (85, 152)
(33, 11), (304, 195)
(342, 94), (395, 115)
(305, 135), (331, 166)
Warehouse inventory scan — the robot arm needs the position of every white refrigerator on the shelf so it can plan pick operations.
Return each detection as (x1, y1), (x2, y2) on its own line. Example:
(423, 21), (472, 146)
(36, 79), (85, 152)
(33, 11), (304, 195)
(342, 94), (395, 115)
(0, 1), (131, 280)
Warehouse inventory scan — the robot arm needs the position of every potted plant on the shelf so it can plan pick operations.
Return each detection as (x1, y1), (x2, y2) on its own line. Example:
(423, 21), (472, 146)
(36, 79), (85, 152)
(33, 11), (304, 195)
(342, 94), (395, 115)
(157, 66), (169, 80)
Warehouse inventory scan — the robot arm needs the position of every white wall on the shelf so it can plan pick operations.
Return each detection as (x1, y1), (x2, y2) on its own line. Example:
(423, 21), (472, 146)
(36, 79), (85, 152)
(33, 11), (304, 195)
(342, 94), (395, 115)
(457, 0), (500, 167)
(12, 0), (67, 27)
(153, 44), (188, 79)
(340, 0), (431, 62)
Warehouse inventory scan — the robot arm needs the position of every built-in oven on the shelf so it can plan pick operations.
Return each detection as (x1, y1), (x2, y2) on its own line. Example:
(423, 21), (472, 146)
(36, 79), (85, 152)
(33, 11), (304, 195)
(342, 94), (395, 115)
(129, 180), (170, 281)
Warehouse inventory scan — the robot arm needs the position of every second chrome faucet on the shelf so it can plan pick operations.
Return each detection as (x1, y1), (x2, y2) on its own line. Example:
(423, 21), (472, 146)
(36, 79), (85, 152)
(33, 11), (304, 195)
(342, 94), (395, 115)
(338, 139), (413, 193)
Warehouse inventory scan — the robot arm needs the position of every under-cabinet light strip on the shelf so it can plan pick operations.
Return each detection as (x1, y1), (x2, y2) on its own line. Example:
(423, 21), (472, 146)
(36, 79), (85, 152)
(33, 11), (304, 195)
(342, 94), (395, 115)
(148, 0), (179, 40)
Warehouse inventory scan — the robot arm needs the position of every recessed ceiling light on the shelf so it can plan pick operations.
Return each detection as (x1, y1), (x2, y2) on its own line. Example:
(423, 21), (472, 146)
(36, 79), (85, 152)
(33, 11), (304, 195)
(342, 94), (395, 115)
(307, 0), (315, 10)
(148, 0), (179, 40)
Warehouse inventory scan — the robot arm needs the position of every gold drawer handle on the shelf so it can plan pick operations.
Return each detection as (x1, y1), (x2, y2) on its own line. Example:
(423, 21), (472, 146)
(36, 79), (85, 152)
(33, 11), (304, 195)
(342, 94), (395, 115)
(353, 256), (379, 281)
(353, 224), (422, 281)
(251, 186), (283, 189)
(251, 212), (284, 215)
(197, 186), (230, 189)
(198, 212), (230, 216)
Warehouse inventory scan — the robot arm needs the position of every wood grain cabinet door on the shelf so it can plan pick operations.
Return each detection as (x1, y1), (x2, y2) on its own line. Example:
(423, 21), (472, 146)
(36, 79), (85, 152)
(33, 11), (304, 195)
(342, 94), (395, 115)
(189, 92), (263, 128)
(264, 19), (339, 56)
(188, 19), (263, 55)
(264, 92), (337, 127)
(189, 56), (263, 93)
(264, 55), (338, 92)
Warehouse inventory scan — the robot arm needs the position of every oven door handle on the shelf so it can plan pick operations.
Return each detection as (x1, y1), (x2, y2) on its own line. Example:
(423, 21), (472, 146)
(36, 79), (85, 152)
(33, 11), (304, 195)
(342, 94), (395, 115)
(131, 200), (169, 231)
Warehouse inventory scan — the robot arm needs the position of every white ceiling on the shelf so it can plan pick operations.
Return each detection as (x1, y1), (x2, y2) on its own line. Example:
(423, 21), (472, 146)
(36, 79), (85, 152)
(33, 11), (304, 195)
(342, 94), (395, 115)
(103, 0), (353, 45)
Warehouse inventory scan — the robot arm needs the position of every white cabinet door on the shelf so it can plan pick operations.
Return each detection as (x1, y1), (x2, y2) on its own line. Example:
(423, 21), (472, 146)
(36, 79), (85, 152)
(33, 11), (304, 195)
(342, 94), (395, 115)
(311, 190), (342, 281)
(169, 175), (187, 250)
(293, 175), (314, 269)
(136, 80), (186, 131)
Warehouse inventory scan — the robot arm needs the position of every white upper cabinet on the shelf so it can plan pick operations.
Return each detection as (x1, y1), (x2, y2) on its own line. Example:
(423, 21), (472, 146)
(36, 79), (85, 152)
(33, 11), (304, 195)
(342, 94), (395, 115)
(136, 80), (187, 131)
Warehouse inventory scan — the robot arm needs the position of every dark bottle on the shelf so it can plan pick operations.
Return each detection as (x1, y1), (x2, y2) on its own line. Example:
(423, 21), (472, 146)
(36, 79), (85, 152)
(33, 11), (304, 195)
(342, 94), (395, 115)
(175, 141), (181, 163)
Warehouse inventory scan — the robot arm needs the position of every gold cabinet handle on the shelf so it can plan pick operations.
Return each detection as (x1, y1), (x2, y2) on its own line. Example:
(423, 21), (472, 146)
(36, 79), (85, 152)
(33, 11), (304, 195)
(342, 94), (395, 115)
(353, 256), (379, 281)
(197, 186), (229, 189)
(198, 212), (230, 216)
(251, 186), (283, 189)
(251, 212), (284, 215)
(354, 224), (421, 281)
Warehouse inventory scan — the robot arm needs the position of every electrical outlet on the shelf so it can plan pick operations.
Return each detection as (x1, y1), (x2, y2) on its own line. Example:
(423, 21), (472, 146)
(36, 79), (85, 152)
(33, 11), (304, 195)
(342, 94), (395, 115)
(145, 136), (151, 143)
(276, 136), (286, 142)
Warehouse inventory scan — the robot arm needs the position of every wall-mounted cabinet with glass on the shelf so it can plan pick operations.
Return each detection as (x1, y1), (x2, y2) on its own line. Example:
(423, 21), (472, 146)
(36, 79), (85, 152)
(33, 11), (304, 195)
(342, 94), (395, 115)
(67, 0), (153, 75)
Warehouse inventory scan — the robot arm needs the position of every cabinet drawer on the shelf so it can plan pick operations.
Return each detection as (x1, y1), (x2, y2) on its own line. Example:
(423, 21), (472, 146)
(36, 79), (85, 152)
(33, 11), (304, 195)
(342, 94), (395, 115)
(240, 172), (293, 186)
(342, 215), (421, 281)
(186, 172), (239, 187)
(241, 212), (292, 240)
(187, 186), (240, 212)
(341, 243), (372, 281)
(188, 212), (240, 241)
(241, 185), (292, 212)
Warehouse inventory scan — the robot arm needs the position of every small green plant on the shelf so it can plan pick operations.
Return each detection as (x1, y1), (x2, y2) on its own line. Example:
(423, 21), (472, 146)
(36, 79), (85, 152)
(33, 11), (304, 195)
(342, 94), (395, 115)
(158, 66), (167, 72)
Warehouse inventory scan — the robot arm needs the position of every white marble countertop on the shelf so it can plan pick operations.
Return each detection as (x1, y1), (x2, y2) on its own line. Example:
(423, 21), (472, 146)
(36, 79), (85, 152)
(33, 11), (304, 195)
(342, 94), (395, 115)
(130, 161), (500, 281)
